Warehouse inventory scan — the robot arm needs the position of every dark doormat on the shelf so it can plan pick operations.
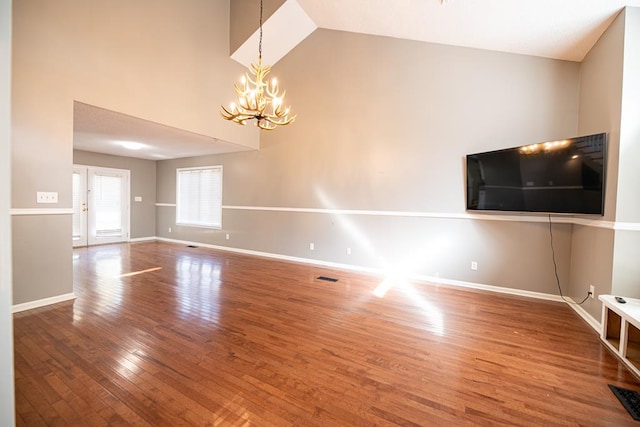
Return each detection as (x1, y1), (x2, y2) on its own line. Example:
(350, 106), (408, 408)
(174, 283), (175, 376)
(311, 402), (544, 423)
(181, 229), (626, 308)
(609, 384), (640, 421)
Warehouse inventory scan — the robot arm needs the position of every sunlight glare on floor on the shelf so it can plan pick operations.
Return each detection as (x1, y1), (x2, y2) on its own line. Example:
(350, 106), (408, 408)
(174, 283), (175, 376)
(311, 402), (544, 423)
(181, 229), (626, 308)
(175, 254), (222, 323)
(374, 270), (445, 336)
(119, 266), (163, 277)
(315, 187), (447, 335)
(373, 268), (407, 298)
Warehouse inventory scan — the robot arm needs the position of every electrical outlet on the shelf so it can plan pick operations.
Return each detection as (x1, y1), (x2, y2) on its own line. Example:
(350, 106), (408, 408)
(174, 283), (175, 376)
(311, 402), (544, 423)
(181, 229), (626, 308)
(168, 227), (172, 233)
(471, 261), (478, 271)
(309, 243), (314, 251)
(589, 285), (595, 298)
(226, 233), (230, 240)
(346, 247), (351, 255)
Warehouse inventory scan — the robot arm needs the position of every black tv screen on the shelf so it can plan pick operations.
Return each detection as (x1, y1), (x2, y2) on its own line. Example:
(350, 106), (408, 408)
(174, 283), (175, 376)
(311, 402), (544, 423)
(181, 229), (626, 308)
(466, 133), (606, 215)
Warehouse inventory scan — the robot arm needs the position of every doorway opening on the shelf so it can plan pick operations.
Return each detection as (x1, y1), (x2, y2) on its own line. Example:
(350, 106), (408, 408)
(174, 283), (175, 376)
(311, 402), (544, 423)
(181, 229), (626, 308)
(72, 165), (130, 247)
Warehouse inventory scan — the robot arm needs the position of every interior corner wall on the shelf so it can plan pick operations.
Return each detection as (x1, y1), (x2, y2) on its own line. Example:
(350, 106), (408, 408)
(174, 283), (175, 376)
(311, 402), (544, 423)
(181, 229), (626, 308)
(157, 29), (580, 296)
(73, 150), (157, 239)
(611, 7), (640, 298)
(615, 7), (640, 225)
(0, 0), (15, 423)
(576, 12), (625, 224)
(11, 0), (255, 306)
(571, 8), (629, 320)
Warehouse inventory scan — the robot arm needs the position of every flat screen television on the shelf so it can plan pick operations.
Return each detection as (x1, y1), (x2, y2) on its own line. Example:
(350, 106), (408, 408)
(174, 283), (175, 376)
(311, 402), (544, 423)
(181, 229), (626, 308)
(466, 133), (606, 215)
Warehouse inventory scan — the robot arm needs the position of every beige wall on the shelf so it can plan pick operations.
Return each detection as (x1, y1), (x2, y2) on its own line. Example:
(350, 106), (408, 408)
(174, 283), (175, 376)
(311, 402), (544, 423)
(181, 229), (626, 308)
(569, 224), (615, 318)
(0, 0), (15, 422)
(230, 0), (285, 55)
(12, 1), (640, 323)
(11, 0), (255, 305)
(73, 150), (157, 239)
(611, 7), (640, 297)
(616, 7), (640, 224)
(570, 8), (640, 320)
(156, 29), (580, 295)
(569, 9), (625, 318)
(12, 215), (72, 304)
(263, 30), (580, 212)
(576, 12), (624, 223)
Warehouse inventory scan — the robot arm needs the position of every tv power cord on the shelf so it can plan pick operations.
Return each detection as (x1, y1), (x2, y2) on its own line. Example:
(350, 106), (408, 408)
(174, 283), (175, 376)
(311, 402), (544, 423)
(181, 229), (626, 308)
(548, 214), (591, 305)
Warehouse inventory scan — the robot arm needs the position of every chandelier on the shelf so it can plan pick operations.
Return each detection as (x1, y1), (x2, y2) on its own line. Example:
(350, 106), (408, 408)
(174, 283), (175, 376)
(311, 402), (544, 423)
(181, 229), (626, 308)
(220, 0), (295, 130)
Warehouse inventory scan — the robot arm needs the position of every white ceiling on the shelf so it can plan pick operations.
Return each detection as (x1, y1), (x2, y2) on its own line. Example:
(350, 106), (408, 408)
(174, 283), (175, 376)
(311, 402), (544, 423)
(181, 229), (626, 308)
(297, 0), (640, 63)
(75, 0), (640, 160)
(73, 103), (252, 161)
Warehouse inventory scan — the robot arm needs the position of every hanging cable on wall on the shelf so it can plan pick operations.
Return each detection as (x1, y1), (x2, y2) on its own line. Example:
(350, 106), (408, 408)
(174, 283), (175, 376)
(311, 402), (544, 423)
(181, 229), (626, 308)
(548, 214), (591, 305)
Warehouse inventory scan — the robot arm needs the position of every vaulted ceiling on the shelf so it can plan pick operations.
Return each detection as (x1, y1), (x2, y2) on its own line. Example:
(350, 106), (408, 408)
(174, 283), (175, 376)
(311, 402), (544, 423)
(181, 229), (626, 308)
(76, 0), (640, 160)
(233, 0), (640, 67)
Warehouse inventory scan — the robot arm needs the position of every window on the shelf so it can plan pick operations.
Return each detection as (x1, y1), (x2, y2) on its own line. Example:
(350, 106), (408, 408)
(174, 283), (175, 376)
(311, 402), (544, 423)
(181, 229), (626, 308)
(176, 166), (223, 228)
(93, 173), (125, 237)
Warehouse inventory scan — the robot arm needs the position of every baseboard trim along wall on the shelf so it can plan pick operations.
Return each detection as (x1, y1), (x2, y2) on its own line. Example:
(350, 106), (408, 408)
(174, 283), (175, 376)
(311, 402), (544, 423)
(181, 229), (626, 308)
(23, 238), (601, 334)
(155, 236), (564, 301)
(12, 292), (76, 313)
(155, 236), (602, 333)
(129, 236), (158, 243)
(566, 300), (602, 332)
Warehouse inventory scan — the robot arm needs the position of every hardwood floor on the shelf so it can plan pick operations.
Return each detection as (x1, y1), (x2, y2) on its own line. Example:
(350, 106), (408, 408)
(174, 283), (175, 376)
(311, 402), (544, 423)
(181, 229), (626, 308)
(14, 241), (640, 426)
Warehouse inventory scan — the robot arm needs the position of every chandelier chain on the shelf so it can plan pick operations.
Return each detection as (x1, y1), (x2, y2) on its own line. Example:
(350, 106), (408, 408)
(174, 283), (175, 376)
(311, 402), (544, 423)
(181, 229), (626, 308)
(219, 0), (295, 130)
(258, 0), (263, 60)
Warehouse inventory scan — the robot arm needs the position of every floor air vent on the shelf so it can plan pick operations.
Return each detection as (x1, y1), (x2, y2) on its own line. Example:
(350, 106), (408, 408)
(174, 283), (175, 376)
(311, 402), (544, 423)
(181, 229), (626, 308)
(609, 384), (640, 421)
(317, 276), (338, 282)
(186, 245), (198, 248)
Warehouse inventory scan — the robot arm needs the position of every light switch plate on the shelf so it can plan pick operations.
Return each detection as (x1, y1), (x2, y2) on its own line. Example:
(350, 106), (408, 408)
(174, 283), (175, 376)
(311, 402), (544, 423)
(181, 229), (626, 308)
(36, 191), (58, 203)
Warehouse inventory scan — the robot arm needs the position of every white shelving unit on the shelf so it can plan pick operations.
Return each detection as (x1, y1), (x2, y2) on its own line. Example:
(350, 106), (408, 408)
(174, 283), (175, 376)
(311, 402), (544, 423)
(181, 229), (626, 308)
(600, 294), (640, 378)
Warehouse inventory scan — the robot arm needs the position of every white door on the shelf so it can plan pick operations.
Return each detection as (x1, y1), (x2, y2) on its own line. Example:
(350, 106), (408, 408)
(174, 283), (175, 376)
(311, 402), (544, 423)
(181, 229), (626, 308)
(72, 167), (88, 247)
(73, 166), (130, 246)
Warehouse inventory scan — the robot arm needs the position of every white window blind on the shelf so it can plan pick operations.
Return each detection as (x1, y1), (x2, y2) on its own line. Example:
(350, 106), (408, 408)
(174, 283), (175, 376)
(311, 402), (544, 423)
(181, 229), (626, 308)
(94, 173), (123, 237)
(176, 166), (222, 228)
(72, 172), (82, 239)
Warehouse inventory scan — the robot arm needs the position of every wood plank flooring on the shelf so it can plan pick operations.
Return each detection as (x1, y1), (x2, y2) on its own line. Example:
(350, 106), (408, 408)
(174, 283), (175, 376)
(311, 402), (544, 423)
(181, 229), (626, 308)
(13, 241), (640, 426)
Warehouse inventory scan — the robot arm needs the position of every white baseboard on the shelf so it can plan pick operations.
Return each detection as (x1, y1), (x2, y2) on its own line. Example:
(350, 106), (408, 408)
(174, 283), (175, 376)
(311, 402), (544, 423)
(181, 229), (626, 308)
(13, 293), (76, 313)
(411, 274), (565, 302)
(156, 236), (386, 275)
(155, 237), (604, 321)
(129, 236), (157, 243)
(71, 237), (607, 331)
(566, 298), (601, 332)
(157, 237), (558, 300)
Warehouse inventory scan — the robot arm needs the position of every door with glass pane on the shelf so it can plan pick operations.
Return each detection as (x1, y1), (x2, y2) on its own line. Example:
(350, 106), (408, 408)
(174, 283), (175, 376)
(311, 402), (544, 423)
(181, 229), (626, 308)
(73, 166), (130, 246)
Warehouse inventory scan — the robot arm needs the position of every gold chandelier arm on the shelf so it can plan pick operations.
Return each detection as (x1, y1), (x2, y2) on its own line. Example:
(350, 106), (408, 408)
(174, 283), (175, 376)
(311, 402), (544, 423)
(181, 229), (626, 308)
(220, 105), (256, 123)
